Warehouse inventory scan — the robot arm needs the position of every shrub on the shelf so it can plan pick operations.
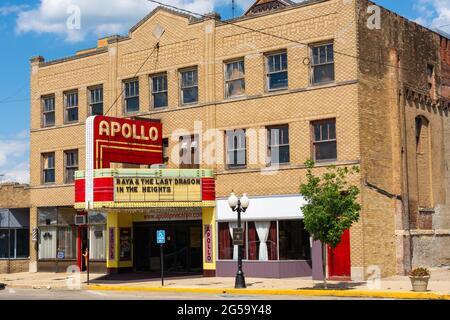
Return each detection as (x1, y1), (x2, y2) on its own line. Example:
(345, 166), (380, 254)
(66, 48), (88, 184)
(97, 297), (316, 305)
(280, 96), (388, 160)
(410, 267), (430, 277)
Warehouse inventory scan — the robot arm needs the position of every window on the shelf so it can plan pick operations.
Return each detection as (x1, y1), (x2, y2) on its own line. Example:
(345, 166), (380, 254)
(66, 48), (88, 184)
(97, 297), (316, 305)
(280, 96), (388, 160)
(311, 43), (335, 84)
(38, 207), (77, 260)
(64, 91), (79, 123)
(151, 74), (168, 109)
(179, 134), (199, 169)
(278, 220), (311, 260)
(180, 68), (198, 105)
(88, 212), (107, 260)
(64, 150), (78, 184)
(267, 125), (290, 165)
(124, 79), (139, 113)
(266, 52), (288, 91)
(89, 86), (103, 116)
(312, 119), (337, 161)
(0, 209), (30, 259)
(218, 222), (246, 260)
(163, 138), (169, 165)
(247, 221), (277, 261)
(226, 129), (246, 168)
(42, 152), (55, 184)
(225, 60), (245, 98)
(218, 220), (310, 262)
(427, 64), (435, 95)
(42, 95), (55, 127)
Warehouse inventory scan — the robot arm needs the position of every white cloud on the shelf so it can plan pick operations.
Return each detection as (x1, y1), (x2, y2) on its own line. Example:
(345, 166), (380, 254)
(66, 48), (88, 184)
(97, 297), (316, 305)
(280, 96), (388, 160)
(14, 0), (253, 43)
(0, 133), (29, 184)
(413, 0), (450, 33)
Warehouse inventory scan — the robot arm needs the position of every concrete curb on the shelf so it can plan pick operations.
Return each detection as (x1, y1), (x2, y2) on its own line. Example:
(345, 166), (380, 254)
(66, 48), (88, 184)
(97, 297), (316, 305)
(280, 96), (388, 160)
(86, 284), (450, 300)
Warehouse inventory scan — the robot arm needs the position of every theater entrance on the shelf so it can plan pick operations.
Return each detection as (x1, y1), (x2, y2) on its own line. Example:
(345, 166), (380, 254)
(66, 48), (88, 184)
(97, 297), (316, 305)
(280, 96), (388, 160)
(133, 221), (203, 274)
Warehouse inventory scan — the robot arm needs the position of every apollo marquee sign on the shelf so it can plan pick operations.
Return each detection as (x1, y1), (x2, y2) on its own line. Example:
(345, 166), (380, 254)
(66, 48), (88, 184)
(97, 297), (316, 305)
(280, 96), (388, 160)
(84, 116), (163, 209)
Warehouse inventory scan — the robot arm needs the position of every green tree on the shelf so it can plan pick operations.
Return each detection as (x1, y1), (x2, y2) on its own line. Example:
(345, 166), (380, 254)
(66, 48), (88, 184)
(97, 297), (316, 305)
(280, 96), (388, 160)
(300, 160), (361, 288)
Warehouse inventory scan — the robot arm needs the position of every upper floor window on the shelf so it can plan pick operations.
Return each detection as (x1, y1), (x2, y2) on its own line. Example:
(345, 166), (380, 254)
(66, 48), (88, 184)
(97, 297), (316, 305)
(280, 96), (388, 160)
(64, 150), (78, 184)
(42, 152), (55, 184)
(312, 119), (337, 161)
(225, 60), (245, 98)
(151, 74), (168, 109)
(179, 134), (199, 169)
(89, 86), (103, 116)
(162, 138), (169, 165)
(226, 129), (246, 169)
(180, 68), (198, 105)
(267, 125), (290, 165)
(311, 43), (335, 84)
(64, 91), (79, 123)
(42, 95), (55, 128)
(266, 52), (288, 91)
(124, 79), (139, 113)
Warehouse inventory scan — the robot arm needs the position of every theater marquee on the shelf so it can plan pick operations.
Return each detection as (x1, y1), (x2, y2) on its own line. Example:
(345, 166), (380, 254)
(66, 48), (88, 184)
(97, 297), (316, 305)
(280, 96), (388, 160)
(115, 177), (202, 202)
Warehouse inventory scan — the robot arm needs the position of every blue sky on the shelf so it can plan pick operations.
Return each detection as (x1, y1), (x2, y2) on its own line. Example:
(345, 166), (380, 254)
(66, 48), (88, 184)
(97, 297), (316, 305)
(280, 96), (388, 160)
(0, 0), (448, 183)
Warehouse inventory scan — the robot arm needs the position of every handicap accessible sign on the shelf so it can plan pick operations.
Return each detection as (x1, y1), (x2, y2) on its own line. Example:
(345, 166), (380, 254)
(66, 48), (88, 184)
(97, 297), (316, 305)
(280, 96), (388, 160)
(157, 230), (165, 244)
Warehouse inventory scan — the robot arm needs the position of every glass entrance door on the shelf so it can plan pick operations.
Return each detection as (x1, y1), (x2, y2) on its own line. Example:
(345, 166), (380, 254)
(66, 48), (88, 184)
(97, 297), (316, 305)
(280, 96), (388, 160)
(133, 221), (202, 274)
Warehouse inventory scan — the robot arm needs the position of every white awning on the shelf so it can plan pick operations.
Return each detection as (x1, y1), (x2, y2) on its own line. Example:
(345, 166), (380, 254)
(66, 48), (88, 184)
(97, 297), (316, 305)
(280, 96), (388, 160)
(216, 194), (306, 221)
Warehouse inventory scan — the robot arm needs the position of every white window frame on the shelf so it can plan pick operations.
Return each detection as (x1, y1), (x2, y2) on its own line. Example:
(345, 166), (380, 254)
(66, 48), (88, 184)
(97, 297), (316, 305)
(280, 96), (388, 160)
(224, 59), (245, 99)
(265, 52), (288, 91)
(180, 68), (199, 105)
(150, 73), (168, 109)
(64, 91), (79, 124)
(267, 125), (290, 165)
(226, 129), (247, 169)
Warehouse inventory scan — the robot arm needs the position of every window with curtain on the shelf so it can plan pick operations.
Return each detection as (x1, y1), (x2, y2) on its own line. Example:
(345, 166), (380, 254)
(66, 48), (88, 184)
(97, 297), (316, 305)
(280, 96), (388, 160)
(42, 152), (55, 184)
(267, 125), (290, 165)
(279, 220), (311, 260)
(89, 212), (107, 260)
(38, 207), (77, 260)
(247, 221), (277, 261)
(226, 129), (246, 169)
(64, 149), (78, 184)
(225, 60), (245, 98)
(218, 222), (246, 260)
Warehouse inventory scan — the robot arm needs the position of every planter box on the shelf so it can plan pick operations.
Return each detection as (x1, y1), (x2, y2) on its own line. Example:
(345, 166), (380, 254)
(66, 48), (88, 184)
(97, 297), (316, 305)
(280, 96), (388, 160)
(409, 276), (430, 292)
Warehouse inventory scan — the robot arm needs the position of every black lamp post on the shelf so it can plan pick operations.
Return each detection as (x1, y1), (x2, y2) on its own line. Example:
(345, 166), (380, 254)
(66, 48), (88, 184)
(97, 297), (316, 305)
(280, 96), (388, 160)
(228, 192), (250, 289)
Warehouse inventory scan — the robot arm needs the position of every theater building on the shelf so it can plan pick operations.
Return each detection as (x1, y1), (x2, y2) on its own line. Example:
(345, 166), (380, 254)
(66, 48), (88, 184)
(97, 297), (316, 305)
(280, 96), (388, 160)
(27, 0), (450, 280)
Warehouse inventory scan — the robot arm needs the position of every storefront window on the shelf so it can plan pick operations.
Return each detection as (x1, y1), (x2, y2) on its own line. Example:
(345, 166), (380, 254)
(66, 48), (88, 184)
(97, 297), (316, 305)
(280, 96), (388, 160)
(278, 220), (311, 260)
(38, 226), (57, 259)
(247, 221), (277, 261)
(218, 222), (246, 260)
(89, 212), (107, 261)
(0, 209), (30, 259)
(38, 207), (77, 260)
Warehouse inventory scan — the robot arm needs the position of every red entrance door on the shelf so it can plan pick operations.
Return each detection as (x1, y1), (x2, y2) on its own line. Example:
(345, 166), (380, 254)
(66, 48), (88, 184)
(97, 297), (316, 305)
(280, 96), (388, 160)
(327, 229), (351, 280)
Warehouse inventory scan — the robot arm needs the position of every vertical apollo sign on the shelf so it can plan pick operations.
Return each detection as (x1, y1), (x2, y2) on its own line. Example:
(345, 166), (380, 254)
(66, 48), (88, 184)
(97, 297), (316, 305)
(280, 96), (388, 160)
(85, 116), (163, 209)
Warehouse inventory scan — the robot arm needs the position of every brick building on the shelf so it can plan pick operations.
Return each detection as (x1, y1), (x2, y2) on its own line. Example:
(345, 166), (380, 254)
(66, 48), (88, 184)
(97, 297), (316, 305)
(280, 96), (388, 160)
(0, 183), (31, 274)
(23, 0), (450, 280)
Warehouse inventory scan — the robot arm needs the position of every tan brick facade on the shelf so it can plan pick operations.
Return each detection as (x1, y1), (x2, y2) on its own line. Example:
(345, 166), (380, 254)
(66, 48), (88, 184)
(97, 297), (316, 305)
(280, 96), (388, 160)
(0, 184), (30, 274)
(27, 0), (450, 279)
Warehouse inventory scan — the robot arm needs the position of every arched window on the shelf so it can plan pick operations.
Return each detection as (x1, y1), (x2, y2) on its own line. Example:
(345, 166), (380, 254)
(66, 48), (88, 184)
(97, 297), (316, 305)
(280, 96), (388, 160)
(415, 116), (432, 209)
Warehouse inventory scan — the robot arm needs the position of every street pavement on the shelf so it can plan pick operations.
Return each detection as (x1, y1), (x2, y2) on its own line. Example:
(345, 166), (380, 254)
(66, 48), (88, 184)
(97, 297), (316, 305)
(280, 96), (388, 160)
(0, 287), (384, 300)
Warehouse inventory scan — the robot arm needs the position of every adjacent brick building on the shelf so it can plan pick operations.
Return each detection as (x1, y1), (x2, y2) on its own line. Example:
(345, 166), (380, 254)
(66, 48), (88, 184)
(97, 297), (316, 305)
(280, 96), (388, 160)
(0, 183), (30, 274)
(23, 0), (450, 279)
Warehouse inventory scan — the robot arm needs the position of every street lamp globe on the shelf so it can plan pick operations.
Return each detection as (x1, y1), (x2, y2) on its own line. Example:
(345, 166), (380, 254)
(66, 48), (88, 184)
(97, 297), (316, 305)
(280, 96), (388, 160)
(228, 192), (238, 209)
(240, 193), (250, 210)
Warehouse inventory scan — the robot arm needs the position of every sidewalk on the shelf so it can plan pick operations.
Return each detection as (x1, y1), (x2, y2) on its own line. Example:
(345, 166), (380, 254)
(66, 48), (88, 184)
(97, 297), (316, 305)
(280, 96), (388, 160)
(1, 268), (450, 299)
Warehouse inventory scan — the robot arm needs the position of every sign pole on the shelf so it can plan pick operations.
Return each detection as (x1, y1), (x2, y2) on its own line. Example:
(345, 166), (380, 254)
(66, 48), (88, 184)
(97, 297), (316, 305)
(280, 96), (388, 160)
(160, 244), (164, 287)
